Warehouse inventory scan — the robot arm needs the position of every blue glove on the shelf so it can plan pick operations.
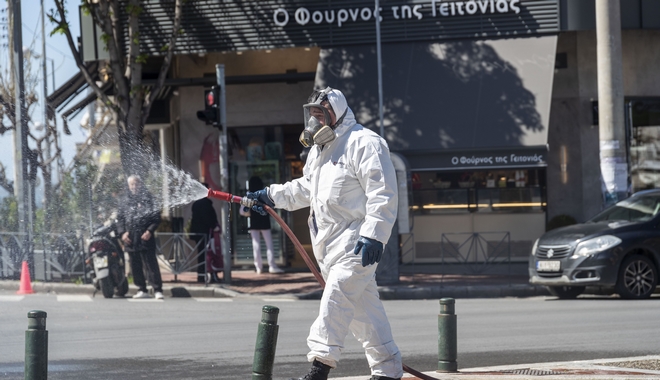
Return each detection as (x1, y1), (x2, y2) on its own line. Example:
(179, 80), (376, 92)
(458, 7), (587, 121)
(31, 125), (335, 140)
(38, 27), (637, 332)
(353, 236), (383, 267)
(246, 187), (275, 216)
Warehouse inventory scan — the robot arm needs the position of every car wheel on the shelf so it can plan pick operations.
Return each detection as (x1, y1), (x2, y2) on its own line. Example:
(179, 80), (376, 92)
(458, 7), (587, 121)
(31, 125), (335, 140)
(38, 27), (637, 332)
(547, 286), (585, 299)
(616, 254), (658, 299)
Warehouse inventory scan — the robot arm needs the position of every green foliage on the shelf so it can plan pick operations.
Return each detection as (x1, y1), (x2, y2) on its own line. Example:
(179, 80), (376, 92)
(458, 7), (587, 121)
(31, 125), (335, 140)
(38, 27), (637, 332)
(131, 31), (140, 46)
(100, 33), (111, 52)
(547, 214), (578, 232)
(126, 3), (143, 17)
(136, 54), (149, 64)
(0, 196), (18, 232)
(49, 22), (68, 37)
(80, 3), (92, 16)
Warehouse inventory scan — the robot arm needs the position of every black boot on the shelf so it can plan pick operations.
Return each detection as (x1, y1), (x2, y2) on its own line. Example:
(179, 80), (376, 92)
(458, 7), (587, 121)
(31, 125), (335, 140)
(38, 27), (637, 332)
(289, 360), (331, 380)
(370, 376), (401, 380)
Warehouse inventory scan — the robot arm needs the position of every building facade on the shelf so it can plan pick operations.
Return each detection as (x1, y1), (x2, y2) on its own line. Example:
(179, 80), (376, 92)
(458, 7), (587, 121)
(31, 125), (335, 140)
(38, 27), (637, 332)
(60, 0), (660, 269)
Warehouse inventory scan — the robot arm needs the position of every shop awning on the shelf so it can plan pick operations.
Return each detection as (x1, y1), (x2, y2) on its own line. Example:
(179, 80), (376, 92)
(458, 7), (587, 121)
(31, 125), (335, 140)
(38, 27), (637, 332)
(314, 35), (557, 170)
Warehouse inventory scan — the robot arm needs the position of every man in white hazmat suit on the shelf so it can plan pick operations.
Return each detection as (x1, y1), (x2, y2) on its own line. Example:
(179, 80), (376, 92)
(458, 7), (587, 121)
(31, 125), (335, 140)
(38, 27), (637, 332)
(246, 87), (403, 380)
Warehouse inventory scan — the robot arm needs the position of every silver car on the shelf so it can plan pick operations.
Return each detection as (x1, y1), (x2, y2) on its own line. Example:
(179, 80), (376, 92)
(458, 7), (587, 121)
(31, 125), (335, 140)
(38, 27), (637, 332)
(530, 190), (660, 299)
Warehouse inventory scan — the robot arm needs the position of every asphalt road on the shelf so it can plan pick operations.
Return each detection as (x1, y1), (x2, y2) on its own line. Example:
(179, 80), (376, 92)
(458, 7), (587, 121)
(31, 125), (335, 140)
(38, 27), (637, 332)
(1, 292), (659, 379)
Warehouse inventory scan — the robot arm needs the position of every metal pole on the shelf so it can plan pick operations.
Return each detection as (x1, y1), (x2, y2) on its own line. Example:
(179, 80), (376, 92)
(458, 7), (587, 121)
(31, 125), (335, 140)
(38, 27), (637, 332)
(252, 305), (279, 380)
(25, 310), (48, 380)
(437, 298), (457, 372)
(9, 0), (29, 238)
(41, 0), (50, 197)
(596, 0), (627, 207)
(216, 64), (231, 284)
(375, 0), (385, 138)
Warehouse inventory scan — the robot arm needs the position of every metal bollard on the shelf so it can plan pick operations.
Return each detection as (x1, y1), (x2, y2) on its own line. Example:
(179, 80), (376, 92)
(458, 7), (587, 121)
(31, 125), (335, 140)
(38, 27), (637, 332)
(25, 310), (48, 380)
(437, 298), (457, 372)
(252, 305), (280, 380)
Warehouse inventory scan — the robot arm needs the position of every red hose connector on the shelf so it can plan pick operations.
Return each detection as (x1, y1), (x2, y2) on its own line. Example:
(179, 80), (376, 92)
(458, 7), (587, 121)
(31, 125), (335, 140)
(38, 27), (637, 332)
(207, 188), (255, 208)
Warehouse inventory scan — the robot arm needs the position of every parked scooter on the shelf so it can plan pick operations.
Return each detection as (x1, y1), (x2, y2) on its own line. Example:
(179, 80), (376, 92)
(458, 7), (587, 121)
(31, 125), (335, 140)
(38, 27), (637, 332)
(86, 223), (129, 298)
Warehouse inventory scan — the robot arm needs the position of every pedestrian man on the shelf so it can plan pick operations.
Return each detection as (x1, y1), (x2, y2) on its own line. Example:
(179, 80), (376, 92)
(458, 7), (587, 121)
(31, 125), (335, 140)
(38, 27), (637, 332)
(190, 183), (219, 283)
(247, 87), (401, 380)
(117, 175), (164, 299)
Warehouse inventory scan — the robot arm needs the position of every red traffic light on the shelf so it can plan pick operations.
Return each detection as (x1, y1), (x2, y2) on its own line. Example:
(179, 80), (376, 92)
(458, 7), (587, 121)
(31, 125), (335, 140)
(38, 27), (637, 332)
(206, 91), (216, 107)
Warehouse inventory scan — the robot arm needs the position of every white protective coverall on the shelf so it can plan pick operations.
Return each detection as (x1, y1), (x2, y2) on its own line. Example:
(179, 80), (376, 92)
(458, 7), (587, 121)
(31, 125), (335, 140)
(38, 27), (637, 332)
(268, 89), (402, 378)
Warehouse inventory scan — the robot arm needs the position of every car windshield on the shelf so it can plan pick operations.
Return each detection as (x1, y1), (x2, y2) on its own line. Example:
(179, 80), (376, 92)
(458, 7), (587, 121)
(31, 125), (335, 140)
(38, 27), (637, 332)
(590, 194), (660, 223)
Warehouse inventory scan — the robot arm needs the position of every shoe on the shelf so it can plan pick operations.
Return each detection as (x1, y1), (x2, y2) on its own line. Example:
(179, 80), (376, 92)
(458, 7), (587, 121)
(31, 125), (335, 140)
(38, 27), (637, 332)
(154, 291), (164, 300)
(256, 267), (263, 275)
(370, 376), (401, 380)
(269, 266), (284, 274)
(288, 360), (331, 380)
(132, 291), (151, 299)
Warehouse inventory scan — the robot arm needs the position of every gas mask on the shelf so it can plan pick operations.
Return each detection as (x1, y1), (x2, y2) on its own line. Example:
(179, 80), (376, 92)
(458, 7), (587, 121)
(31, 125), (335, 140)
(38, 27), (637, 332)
(299, 88), (336, 147)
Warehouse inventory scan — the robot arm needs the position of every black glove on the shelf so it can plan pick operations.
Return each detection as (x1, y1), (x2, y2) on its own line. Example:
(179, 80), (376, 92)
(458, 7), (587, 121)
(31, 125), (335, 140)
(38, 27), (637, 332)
(353, 236), (383, 267)
(246, 187), (275, 216)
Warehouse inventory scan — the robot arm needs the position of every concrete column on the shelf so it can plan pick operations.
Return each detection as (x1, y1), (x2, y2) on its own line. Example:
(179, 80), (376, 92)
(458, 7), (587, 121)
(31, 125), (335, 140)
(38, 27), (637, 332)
(596, 0), (627, 206)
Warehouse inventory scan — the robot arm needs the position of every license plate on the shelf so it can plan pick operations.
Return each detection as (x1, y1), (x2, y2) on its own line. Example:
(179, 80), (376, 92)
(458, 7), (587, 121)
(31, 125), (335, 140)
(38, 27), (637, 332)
(93, 256), (108, 269)
(536, 260), (561, 272)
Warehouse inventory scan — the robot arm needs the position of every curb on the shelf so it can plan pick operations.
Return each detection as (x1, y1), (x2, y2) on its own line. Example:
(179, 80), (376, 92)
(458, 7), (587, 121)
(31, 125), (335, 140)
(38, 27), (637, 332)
(376, 283), (550, 300)
(0, 280), (549, 300)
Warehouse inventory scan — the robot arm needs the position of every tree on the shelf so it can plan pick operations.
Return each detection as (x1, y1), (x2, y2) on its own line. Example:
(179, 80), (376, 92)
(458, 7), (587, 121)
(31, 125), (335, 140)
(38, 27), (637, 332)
(49, 0), (183, 176)
(0, 34), (63, 213)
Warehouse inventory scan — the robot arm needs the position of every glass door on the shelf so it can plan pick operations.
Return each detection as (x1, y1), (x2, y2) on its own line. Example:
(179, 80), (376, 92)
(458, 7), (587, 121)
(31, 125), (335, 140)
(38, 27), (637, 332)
(628, 99), (660, 193)
(230, 160), (284, 266)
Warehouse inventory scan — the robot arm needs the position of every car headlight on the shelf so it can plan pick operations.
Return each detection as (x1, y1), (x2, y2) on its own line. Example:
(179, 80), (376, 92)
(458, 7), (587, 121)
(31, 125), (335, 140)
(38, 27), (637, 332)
(572, 235), (621, 258)
(531, 238), (539, 256)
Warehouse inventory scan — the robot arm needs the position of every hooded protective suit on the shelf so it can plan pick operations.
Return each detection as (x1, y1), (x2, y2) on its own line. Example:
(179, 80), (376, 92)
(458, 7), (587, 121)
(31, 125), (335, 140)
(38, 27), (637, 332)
(268, 88), (402, 378)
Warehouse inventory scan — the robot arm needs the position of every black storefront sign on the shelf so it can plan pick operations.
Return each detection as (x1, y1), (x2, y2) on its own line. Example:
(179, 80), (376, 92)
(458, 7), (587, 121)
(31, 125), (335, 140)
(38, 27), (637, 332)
(403, 146), (548, 171)
(132, 0), (559, 55)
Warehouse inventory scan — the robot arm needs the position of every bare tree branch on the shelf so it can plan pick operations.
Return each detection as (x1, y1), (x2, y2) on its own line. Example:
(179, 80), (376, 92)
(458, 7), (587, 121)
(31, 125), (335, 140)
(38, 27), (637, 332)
(87, 0), (130, 116)
(141, 0), (183, 128)
(51, 1), (116, 116)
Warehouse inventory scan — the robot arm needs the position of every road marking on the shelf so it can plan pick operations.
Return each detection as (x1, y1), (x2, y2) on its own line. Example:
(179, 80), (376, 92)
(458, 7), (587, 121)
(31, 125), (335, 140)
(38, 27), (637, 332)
(127, 298), (164, 302)
(0, 295), (24, 302)
(261, 298), (296, 302)
(194, 298), (233, 302)
(57, 295), (93, 302)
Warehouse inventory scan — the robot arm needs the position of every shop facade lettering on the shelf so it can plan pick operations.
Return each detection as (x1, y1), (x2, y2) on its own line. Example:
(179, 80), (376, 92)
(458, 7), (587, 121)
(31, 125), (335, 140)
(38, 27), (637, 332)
(273, 0), (522, 28)
(450, 153), (545, 167)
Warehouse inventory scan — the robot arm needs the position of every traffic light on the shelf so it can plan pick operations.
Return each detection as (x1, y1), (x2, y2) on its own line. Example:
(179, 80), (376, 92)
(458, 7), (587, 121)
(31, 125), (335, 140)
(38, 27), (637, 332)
(196, 86), (221, 128)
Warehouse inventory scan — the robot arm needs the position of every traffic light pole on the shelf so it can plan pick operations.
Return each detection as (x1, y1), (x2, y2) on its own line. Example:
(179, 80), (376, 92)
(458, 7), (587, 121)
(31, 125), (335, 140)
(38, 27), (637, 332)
(216, 64), (231, 284)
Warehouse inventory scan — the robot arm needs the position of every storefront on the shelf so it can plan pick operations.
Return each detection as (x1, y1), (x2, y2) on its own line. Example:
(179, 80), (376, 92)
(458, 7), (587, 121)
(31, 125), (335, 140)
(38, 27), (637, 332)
(161, 0), (560, 266)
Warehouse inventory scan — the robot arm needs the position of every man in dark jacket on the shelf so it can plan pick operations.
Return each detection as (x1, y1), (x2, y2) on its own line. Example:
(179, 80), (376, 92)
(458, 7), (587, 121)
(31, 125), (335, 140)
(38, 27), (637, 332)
(190, 183), (219, 283)
(117, 175), (163, 299)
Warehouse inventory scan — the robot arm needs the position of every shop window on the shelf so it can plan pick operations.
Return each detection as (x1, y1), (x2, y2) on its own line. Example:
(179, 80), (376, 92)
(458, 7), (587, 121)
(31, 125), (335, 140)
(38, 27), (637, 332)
(411, 168), (546, 214)
(629, 99), (660, 193)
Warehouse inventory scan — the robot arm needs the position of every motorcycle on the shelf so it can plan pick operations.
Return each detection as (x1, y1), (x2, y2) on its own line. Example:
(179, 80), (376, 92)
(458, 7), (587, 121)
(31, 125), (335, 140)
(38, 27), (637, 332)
(86, 224), (129, 298)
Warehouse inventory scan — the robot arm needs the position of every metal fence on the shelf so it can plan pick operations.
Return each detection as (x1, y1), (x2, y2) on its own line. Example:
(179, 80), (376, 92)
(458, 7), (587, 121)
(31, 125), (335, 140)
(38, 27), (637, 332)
(400, 231), (514, 278)
(0, 232), (86, 281)
(439, 232), (512, 275)
(155, 233), (208, 281)
(0, 231), (212, 283)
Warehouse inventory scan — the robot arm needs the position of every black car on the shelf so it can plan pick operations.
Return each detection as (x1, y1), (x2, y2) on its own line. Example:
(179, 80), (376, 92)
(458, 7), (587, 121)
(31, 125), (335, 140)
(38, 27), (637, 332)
(529, 190), (660, 299)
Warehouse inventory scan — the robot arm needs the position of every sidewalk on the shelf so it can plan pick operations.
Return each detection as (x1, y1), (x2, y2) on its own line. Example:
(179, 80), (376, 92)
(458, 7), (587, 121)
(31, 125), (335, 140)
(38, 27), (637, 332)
(0, 269), (550, 299)
(333, 355), (660, 379)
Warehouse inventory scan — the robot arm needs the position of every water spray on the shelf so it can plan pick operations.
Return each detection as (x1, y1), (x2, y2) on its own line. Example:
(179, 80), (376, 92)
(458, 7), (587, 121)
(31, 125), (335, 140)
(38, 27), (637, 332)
(206, 188), (437, 380)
